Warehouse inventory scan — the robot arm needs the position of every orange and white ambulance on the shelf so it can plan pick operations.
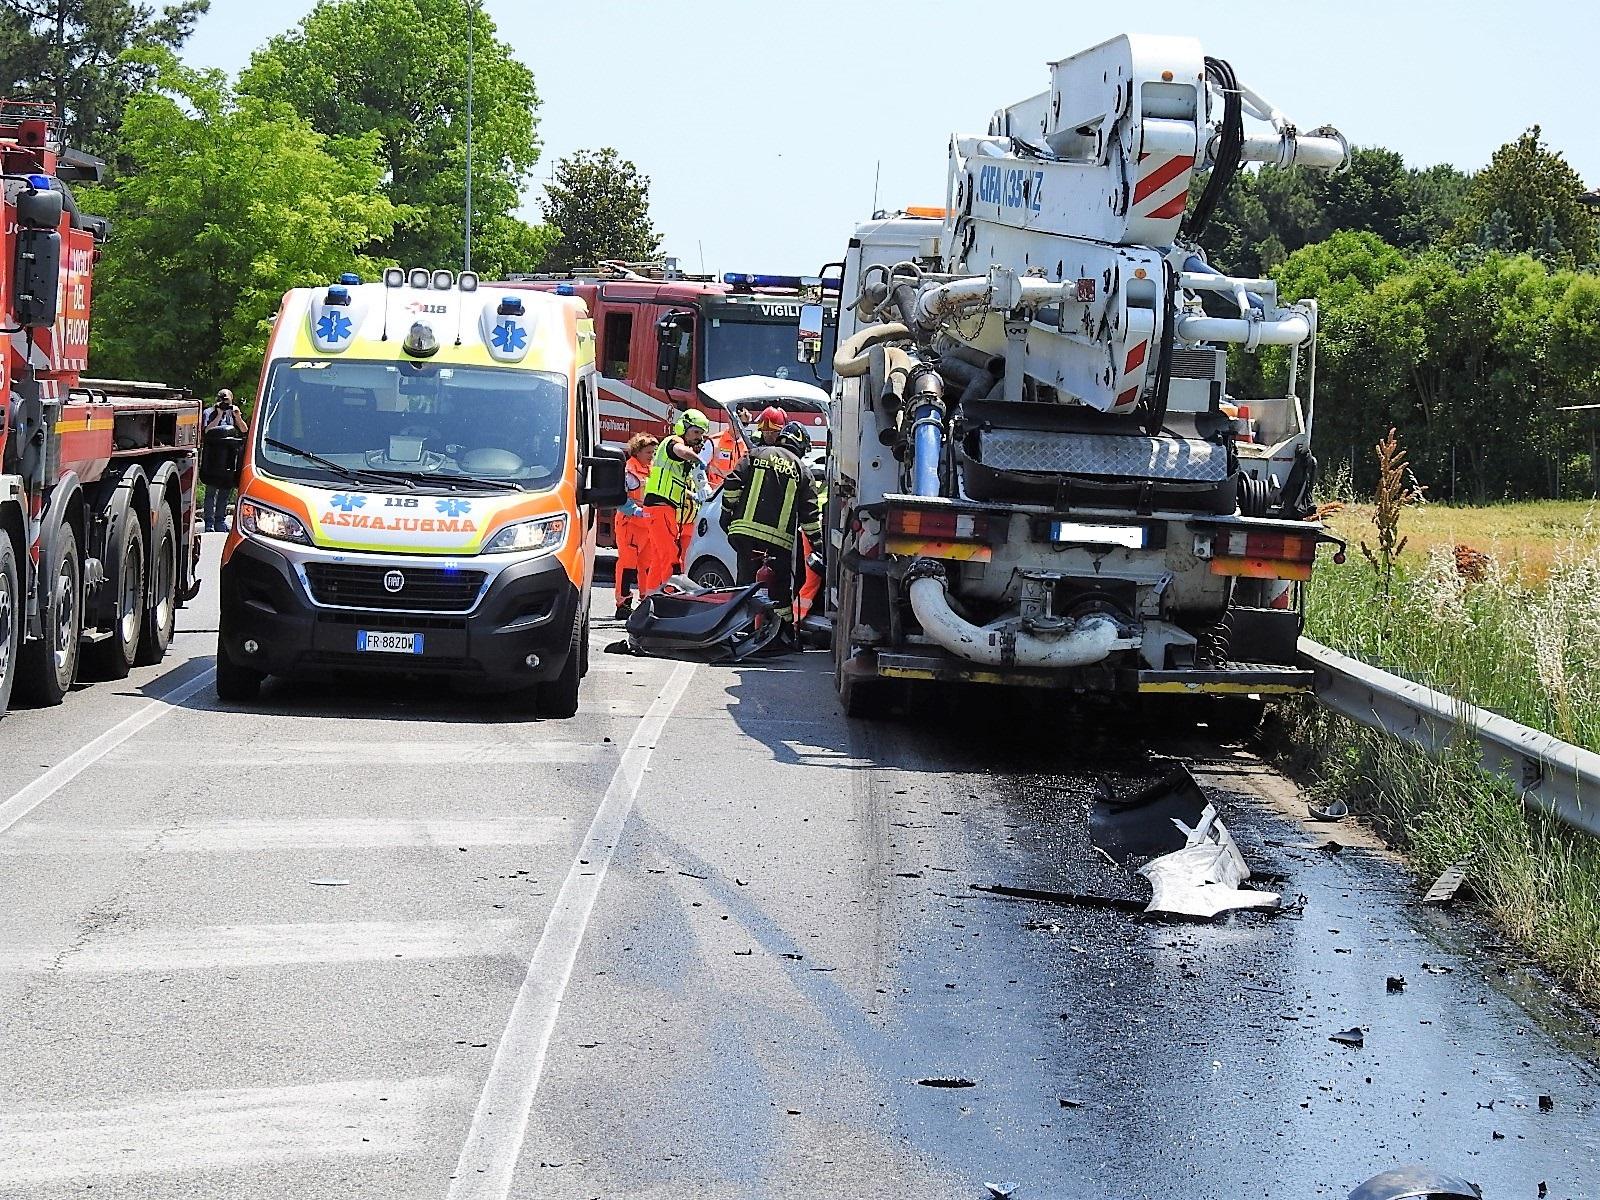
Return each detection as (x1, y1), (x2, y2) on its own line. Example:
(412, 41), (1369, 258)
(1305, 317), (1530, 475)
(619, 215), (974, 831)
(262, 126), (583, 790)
(216, 267), (625, 716)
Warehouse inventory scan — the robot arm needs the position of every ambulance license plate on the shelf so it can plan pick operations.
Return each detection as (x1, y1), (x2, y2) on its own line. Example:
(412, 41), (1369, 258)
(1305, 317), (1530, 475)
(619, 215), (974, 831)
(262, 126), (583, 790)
(356, 630), (424, 655)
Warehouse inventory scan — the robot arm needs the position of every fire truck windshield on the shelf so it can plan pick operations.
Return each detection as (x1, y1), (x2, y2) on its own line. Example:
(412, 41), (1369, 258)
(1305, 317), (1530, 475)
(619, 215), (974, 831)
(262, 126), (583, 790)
(704, 318), (835, 386)
(254, 359), (569, 490)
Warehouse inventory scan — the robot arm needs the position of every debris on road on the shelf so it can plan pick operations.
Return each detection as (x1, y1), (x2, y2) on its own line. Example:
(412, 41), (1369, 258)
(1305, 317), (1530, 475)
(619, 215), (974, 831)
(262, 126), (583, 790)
(1308, 797), (1350, 822)
(1089, 766), (1208, 861)
(1137, 805), (1281, 919)
(1423, 856), (1472, 904)
(308, 878), (350, 887)
(984, 1183), (1017, 1199)
(1058, 1097), (1084, 1109)
(1539, 1093), (1555, 1111)
(1330, 1027), (1366, 1048)
(917, 1077), (976, 1088)
(971, 883), (1145, 913)
(1386, 976), (1407, 993)
(1346, 1165), (1482, 1199)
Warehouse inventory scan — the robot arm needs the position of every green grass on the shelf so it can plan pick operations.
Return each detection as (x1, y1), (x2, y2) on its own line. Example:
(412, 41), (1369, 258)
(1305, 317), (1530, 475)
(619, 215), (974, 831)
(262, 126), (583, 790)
(1281, 504), (1600, 1006)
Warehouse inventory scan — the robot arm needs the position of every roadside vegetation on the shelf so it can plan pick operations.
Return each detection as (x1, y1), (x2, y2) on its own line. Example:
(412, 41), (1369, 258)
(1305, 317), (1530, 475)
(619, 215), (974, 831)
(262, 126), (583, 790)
(1277, 441), (1600, 1005)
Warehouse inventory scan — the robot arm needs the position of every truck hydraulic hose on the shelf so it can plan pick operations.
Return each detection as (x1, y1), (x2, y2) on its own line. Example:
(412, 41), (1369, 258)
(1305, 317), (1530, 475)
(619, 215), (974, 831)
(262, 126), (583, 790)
(905, 560), (1134, 670)
(834, 322), (911, 378)
(905, 365), (945, 498)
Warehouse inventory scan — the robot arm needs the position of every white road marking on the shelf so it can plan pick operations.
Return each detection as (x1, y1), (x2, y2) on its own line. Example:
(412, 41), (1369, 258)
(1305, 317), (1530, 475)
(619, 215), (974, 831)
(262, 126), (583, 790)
(0, 919), (521, 974)
(0, 667), (215, 839)
(107, 740), (605, 766)
(447, 661), (697, 1200)
(0, 1076), (453, 1184)
(0, 817), (566, 854)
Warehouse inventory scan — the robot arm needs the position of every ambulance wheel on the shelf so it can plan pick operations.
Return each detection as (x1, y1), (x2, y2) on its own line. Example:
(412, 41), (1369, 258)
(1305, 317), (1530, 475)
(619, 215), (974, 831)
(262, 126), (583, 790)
(536, 613), (583, 718)
(17, 534), (82, 707)
(215, 647), (264, 703)
(84, 513), (144, 680)
(579, 612), (590, 679)
(0, 534), (21, 718)
(136, 502), (178, 665)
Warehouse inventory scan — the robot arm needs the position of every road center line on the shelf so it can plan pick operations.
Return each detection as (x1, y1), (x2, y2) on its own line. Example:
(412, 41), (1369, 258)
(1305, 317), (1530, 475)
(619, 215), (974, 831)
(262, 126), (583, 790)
(0, 666), (216, 838)
(447, 660), (697, 1200)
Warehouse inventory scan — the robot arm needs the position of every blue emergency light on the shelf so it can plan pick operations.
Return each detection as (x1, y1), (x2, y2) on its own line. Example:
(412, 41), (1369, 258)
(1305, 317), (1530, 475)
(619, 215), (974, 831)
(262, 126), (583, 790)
(497, 296), (526, 316)
(723, 272), (814, 290)
(554, 284), (575, 296)
(25, 174), (50, 190)
(339, 272), (362, 285)
(325, 285), (352, 306)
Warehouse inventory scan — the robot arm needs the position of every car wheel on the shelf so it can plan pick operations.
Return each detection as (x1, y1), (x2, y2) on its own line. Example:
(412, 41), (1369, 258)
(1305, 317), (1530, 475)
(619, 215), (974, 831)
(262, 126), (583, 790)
(690, 556), (734, 590)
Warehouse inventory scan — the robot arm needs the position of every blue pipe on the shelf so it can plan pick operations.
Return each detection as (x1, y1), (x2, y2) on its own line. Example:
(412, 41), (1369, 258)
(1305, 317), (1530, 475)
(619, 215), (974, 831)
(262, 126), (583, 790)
(907, 365), (946, 497)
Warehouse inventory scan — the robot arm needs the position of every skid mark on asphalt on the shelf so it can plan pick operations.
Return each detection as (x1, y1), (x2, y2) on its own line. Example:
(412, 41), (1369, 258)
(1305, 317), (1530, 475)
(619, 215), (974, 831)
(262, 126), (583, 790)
(0, 667), (216, 839)
(0, 1076), (455, 1184)
(447, 661), (697, 1200)
(0, 816), (567, 854)
(0, 919), (521, 974)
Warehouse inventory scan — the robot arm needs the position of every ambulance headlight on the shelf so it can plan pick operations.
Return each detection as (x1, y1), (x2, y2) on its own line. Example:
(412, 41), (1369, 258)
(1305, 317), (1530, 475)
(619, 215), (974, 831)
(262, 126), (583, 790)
(238, 498), (311, 546)
(483, 514), (568, 556)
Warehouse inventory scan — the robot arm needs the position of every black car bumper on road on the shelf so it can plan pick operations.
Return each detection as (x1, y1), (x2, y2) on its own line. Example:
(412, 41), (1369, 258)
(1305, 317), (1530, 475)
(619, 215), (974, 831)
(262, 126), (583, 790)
(219, 537), (582, 689)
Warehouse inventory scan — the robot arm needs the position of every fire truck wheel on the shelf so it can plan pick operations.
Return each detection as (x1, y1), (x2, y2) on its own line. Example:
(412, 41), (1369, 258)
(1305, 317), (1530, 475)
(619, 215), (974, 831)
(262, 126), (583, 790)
(135, 503), (178, 666)
(214, 648), (264, 703)
(84, 515), (145, 680)
(534, 611), (583, 719)
(17, 533), (82, 707)
(0, 534), (20, 717)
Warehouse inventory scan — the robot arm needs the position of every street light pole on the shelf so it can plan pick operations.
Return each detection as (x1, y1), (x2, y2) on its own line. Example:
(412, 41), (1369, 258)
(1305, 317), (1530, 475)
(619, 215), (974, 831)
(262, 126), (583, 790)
(464, 0), (476, 273)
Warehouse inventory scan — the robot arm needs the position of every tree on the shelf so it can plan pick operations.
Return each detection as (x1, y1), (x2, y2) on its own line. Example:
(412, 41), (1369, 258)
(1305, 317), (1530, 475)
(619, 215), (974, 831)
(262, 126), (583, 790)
(539, 147), (661, 270)
(0, 0), (209, 162)
(1450, 127), (1598, 267)
(78, 54), (400, 396)
(239, 0), (551, 277)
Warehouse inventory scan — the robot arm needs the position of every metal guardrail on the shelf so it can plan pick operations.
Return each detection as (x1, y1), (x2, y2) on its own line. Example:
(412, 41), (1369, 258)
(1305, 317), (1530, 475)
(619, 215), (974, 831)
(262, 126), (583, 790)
(1300, 638), (1600, 839)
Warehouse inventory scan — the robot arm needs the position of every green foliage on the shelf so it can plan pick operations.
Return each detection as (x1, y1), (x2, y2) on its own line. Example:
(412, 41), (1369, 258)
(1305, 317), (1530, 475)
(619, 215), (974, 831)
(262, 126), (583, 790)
(239, 0), (553, 276)
(1449, 127), (1597, 266)
(78, 53), (400, 397)
(0, 0), (209, 162)
(538, 147), (661, 270)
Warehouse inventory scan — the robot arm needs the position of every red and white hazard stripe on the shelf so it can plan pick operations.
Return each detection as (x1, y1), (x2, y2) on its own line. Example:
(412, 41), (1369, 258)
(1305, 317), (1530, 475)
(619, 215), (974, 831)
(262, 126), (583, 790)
(1132, 152), (1194, 223)
(1111, 339), (1149, 414)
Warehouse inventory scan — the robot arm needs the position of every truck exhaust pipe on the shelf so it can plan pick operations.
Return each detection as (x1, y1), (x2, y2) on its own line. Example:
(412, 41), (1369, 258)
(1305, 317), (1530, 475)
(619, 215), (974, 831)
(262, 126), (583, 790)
(905, 560), (1136, 670)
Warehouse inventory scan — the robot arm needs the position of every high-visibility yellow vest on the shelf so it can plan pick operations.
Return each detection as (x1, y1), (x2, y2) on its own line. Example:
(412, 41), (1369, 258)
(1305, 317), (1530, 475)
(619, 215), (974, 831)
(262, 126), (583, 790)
(644, 436), (696, 517)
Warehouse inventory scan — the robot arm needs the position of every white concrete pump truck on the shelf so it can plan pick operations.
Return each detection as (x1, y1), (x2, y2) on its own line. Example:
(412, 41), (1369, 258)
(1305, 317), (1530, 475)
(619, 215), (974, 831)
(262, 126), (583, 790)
(828, 34), (1349, 726)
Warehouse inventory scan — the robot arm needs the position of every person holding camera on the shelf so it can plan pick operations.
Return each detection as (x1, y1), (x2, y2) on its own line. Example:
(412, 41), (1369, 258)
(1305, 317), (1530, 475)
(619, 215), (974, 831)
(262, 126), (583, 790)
(202, 389), (248, 532)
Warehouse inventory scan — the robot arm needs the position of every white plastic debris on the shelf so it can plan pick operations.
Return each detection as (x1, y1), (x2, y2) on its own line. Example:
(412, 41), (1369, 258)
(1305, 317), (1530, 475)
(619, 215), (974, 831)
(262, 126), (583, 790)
(1137, 804), (1280, 918)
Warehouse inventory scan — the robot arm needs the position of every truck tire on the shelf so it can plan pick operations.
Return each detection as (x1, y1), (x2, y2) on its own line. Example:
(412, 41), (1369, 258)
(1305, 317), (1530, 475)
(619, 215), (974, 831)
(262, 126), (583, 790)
(214, 647), (264, 703)
(17, 534), (82, 707)
(535, 612), (583, 718)
(135, 502), (178, 666)
(0, 535), (21, 718)
(84, 513), (144, 680)
(833, 569), (896, 719)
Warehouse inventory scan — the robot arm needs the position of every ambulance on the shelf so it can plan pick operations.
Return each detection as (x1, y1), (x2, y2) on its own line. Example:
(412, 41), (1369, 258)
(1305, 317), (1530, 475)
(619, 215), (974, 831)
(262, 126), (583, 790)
(216, 267), (626, 716)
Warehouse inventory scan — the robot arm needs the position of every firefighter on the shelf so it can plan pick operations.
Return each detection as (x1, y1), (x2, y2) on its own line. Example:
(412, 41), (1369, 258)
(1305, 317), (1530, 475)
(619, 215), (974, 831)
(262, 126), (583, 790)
(613, 432), (658, 618)
(720, 419), (822, 645)
(706, 404), (754, 490)
(639, 408), (710, 596)
(752, 405), (785, 447)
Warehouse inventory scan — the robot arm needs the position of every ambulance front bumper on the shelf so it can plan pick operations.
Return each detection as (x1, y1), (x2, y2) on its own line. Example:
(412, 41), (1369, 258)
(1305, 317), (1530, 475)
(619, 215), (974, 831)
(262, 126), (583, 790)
(219, 537), (582, 687)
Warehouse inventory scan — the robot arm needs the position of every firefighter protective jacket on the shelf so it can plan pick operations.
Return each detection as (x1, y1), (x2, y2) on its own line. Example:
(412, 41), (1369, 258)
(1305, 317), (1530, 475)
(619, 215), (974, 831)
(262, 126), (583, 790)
(720, 445), (822, 552)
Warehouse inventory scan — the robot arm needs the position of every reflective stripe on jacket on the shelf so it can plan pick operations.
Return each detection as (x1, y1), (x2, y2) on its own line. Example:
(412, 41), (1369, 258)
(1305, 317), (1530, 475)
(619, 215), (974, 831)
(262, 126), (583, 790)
(721, 445), (822, 551)
(643, 435), (697, 517)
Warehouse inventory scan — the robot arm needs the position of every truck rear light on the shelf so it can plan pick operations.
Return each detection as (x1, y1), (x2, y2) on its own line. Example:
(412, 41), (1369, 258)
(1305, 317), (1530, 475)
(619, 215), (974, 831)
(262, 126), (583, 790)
(886, 507), (992, 542)
(1220, 529), (1316, 562)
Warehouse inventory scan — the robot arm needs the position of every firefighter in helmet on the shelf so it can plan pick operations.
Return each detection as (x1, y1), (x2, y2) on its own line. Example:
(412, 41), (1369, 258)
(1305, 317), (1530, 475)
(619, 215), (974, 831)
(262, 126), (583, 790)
(719, 419), (823, 646)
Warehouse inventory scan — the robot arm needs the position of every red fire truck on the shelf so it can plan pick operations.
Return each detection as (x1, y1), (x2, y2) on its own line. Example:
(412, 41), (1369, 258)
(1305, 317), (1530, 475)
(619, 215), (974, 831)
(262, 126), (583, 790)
(0, 103), (202, 718)
(508, 266), (838, 442)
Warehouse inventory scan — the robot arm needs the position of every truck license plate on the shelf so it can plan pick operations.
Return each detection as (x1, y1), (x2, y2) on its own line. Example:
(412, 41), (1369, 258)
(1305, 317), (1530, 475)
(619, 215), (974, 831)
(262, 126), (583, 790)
(356, 631), (424, 655)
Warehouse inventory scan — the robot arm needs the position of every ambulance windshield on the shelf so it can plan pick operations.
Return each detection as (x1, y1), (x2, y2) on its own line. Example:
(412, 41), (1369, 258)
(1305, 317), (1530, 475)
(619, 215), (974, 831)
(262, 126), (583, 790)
(254, 359), (569, 490)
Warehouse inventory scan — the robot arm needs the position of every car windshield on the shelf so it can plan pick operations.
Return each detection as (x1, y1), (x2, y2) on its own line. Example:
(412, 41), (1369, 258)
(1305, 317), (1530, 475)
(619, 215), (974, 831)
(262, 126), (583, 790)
(254, 359), (569, 490)
(704, 318), (835, 386)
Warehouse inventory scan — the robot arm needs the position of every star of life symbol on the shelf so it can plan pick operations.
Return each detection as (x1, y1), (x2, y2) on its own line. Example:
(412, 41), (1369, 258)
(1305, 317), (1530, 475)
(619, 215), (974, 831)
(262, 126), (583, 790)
(436, 498), (471, 517)
(316, 311), (354, 342)
(330, 494), (366, 512)
(491, 321), (527, 353)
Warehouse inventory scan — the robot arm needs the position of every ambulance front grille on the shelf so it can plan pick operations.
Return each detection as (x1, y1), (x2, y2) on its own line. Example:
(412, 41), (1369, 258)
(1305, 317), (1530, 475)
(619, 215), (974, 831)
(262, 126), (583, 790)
(303, 562), (487, 612)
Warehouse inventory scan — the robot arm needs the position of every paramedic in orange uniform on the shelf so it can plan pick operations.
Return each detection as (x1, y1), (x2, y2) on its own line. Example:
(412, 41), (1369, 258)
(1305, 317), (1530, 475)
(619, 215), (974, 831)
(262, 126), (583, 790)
(613, 432), (657, 618)
(639, 410), (711, 596)
(706, 404), (754, 490)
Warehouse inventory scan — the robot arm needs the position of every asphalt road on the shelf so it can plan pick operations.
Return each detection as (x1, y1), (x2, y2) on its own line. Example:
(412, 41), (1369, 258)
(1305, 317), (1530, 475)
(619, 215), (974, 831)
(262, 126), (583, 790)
(0, 536), (1596, 1199)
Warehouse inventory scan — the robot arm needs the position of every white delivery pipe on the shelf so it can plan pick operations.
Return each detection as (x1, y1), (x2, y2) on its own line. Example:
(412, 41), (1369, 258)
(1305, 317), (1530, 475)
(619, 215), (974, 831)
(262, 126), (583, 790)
(906, 569), (1135, 670)
(911, 277), (992, 331)
(1176, 310), (1313, 349)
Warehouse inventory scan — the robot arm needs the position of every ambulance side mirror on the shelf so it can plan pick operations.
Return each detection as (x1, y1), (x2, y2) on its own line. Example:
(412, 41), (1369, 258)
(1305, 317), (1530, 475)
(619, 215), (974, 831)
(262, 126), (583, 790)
(579, 443), (628, 510)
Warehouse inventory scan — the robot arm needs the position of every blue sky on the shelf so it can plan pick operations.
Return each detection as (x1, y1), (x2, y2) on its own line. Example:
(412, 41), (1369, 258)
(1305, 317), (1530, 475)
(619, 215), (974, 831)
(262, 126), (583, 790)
(185, 0), (1600, 276)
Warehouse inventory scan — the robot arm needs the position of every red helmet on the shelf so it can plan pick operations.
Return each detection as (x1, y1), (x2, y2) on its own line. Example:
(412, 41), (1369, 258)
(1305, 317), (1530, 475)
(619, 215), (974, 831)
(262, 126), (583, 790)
(755, 406), (786, 431)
